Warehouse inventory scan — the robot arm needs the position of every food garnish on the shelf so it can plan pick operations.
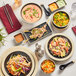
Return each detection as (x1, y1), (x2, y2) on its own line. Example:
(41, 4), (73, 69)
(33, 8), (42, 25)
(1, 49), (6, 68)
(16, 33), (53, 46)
(53, 12), (69, 27)
(41, 60), (55, 73)
(49, 37), (71, 57)
(30, 25), (47, 39)
(6, 54), (31, 76)
(22, 4), (42, 23)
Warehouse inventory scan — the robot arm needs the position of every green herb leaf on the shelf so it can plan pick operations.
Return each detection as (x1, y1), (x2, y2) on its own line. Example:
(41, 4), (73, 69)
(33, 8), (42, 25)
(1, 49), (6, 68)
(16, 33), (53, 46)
(26, 8), (31, 11)
(33, 9), (35, 11)
(16, 68), (22, 72)
(66, 42), (68, 46)
(0, 34), (3, 41)
(29, 14), (32, 16)
(23, 11), (26, 15)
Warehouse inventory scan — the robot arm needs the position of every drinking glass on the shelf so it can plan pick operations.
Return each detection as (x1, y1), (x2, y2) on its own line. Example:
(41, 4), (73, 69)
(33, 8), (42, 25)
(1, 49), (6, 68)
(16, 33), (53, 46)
(70, 2), (76, 18)
(12, 0), (22, 10)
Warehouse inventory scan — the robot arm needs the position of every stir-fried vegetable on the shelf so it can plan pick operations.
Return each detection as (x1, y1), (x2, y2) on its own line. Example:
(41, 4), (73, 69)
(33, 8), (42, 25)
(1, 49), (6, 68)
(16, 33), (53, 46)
(53, 12), (69, 27)
(6, 54), (31, 76)
(49, 37), (71, 57)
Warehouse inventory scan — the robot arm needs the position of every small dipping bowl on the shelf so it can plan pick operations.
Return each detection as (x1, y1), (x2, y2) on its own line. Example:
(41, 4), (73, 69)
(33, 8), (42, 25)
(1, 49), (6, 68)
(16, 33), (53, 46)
(41, 59), (55, 74)
(52, 11), (70, 29)
(21, 3), (43, 24)
(14, 33), (24, 44)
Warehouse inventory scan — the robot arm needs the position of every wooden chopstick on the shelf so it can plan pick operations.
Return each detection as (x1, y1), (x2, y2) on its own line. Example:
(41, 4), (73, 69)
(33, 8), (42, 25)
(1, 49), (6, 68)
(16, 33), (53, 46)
(3, 2), (14, 28)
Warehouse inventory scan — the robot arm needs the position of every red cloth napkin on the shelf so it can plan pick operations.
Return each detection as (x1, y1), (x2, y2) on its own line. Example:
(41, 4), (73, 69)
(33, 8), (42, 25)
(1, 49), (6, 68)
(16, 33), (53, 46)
(0, 4), (22, 34)
(72, 26), (76, 35)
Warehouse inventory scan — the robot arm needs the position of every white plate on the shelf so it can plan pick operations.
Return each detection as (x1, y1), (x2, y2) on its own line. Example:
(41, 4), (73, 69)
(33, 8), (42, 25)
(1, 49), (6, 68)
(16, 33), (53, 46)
(45, 33), (74, 61)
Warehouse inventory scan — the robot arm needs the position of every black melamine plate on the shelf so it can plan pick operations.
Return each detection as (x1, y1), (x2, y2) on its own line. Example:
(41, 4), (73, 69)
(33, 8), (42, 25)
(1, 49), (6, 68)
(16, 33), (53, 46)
(24, 22), (52, 45)
(48, 35), (72, 58)
(4, 51), (32, 76)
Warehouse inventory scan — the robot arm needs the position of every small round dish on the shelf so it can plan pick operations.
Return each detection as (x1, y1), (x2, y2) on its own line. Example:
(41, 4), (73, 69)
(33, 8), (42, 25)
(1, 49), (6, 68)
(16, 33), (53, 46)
(52, 11), (70, 29)
(21, 3), (43, 24)
(45, 33), (74, 61)
(1, 46), (35, 76)
(41, 59), (55, 74)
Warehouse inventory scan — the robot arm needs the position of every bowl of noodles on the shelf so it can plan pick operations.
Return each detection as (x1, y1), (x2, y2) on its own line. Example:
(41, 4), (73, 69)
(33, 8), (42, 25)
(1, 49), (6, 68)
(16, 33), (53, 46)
(52, 11), (70, 29)
(1, 47), (35, 76)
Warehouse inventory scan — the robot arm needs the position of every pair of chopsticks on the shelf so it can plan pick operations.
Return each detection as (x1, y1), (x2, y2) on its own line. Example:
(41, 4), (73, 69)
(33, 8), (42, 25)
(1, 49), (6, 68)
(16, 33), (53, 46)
(3, 2), (14, 28)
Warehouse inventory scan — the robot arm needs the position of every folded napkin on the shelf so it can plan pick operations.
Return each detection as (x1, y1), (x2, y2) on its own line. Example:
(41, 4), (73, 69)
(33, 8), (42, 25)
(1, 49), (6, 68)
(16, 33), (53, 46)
(72, 26), (76, 35)
(0, 4), (22, 34)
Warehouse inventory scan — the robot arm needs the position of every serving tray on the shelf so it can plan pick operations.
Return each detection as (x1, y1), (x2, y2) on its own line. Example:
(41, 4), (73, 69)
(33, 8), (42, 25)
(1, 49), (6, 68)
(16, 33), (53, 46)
(23, 22), (52, 45)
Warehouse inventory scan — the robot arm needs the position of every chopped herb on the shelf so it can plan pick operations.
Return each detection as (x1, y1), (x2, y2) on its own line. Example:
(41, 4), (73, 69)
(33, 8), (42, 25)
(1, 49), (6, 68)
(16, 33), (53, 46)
(44, 32), (48, 35)
(59, 12), (63, 16)
(33, 38), (37, 40)
(23, 11), (26, 15)
(33, 9), (35, 11)
(26, 8), (31, 11)
(29, 14), (32, 16)
(33, 13), (39, 18)
(16, 68), (22, 72)
(66, 42), (68, 46)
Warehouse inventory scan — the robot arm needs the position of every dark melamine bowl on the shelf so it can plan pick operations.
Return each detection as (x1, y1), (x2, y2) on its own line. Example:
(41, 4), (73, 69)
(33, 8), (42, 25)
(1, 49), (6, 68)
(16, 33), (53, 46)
(45, 33), (74, 61)
(21, 3), (43, 24)
(52, 11), (70, 29)
(1, 46), (35, 76)
(4, 51), (32, 76)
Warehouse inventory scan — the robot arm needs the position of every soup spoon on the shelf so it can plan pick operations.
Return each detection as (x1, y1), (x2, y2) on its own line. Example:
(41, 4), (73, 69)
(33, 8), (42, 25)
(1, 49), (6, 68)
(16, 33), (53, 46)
(59, 60), (75, 70)
(41, 4), (50, 16)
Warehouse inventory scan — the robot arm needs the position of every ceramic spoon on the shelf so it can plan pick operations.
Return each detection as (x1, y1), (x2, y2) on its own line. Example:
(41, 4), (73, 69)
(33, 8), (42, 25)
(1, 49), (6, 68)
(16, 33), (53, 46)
(59, 60), (75, 70)
(41, 4), (50, 16)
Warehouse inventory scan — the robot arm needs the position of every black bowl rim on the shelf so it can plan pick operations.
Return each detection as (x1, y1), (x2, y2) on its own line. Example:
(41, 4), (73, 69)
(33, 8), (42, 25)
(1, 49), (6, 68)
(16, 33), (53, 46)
(47, 35), (72, 59)
(52, 11), (70, 28)
(4, 51), (32, 76)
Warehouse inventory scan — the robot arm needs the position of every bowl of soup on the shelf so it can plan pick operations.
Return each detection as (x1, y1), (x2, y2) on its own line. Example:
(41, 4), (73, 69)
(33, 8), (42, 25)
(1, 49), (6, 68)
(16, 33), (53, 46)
(21, 3), (42, 23)
(52, 11), (70, 29)
(41, 59), (55, 74)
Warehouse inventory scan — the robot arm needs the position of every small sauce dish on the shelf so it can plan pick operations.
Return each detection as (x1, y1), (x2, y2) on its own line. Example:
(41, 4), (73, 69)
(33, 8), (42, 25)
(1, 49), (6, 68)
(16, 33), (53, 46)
(14, 33), (24, 44)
